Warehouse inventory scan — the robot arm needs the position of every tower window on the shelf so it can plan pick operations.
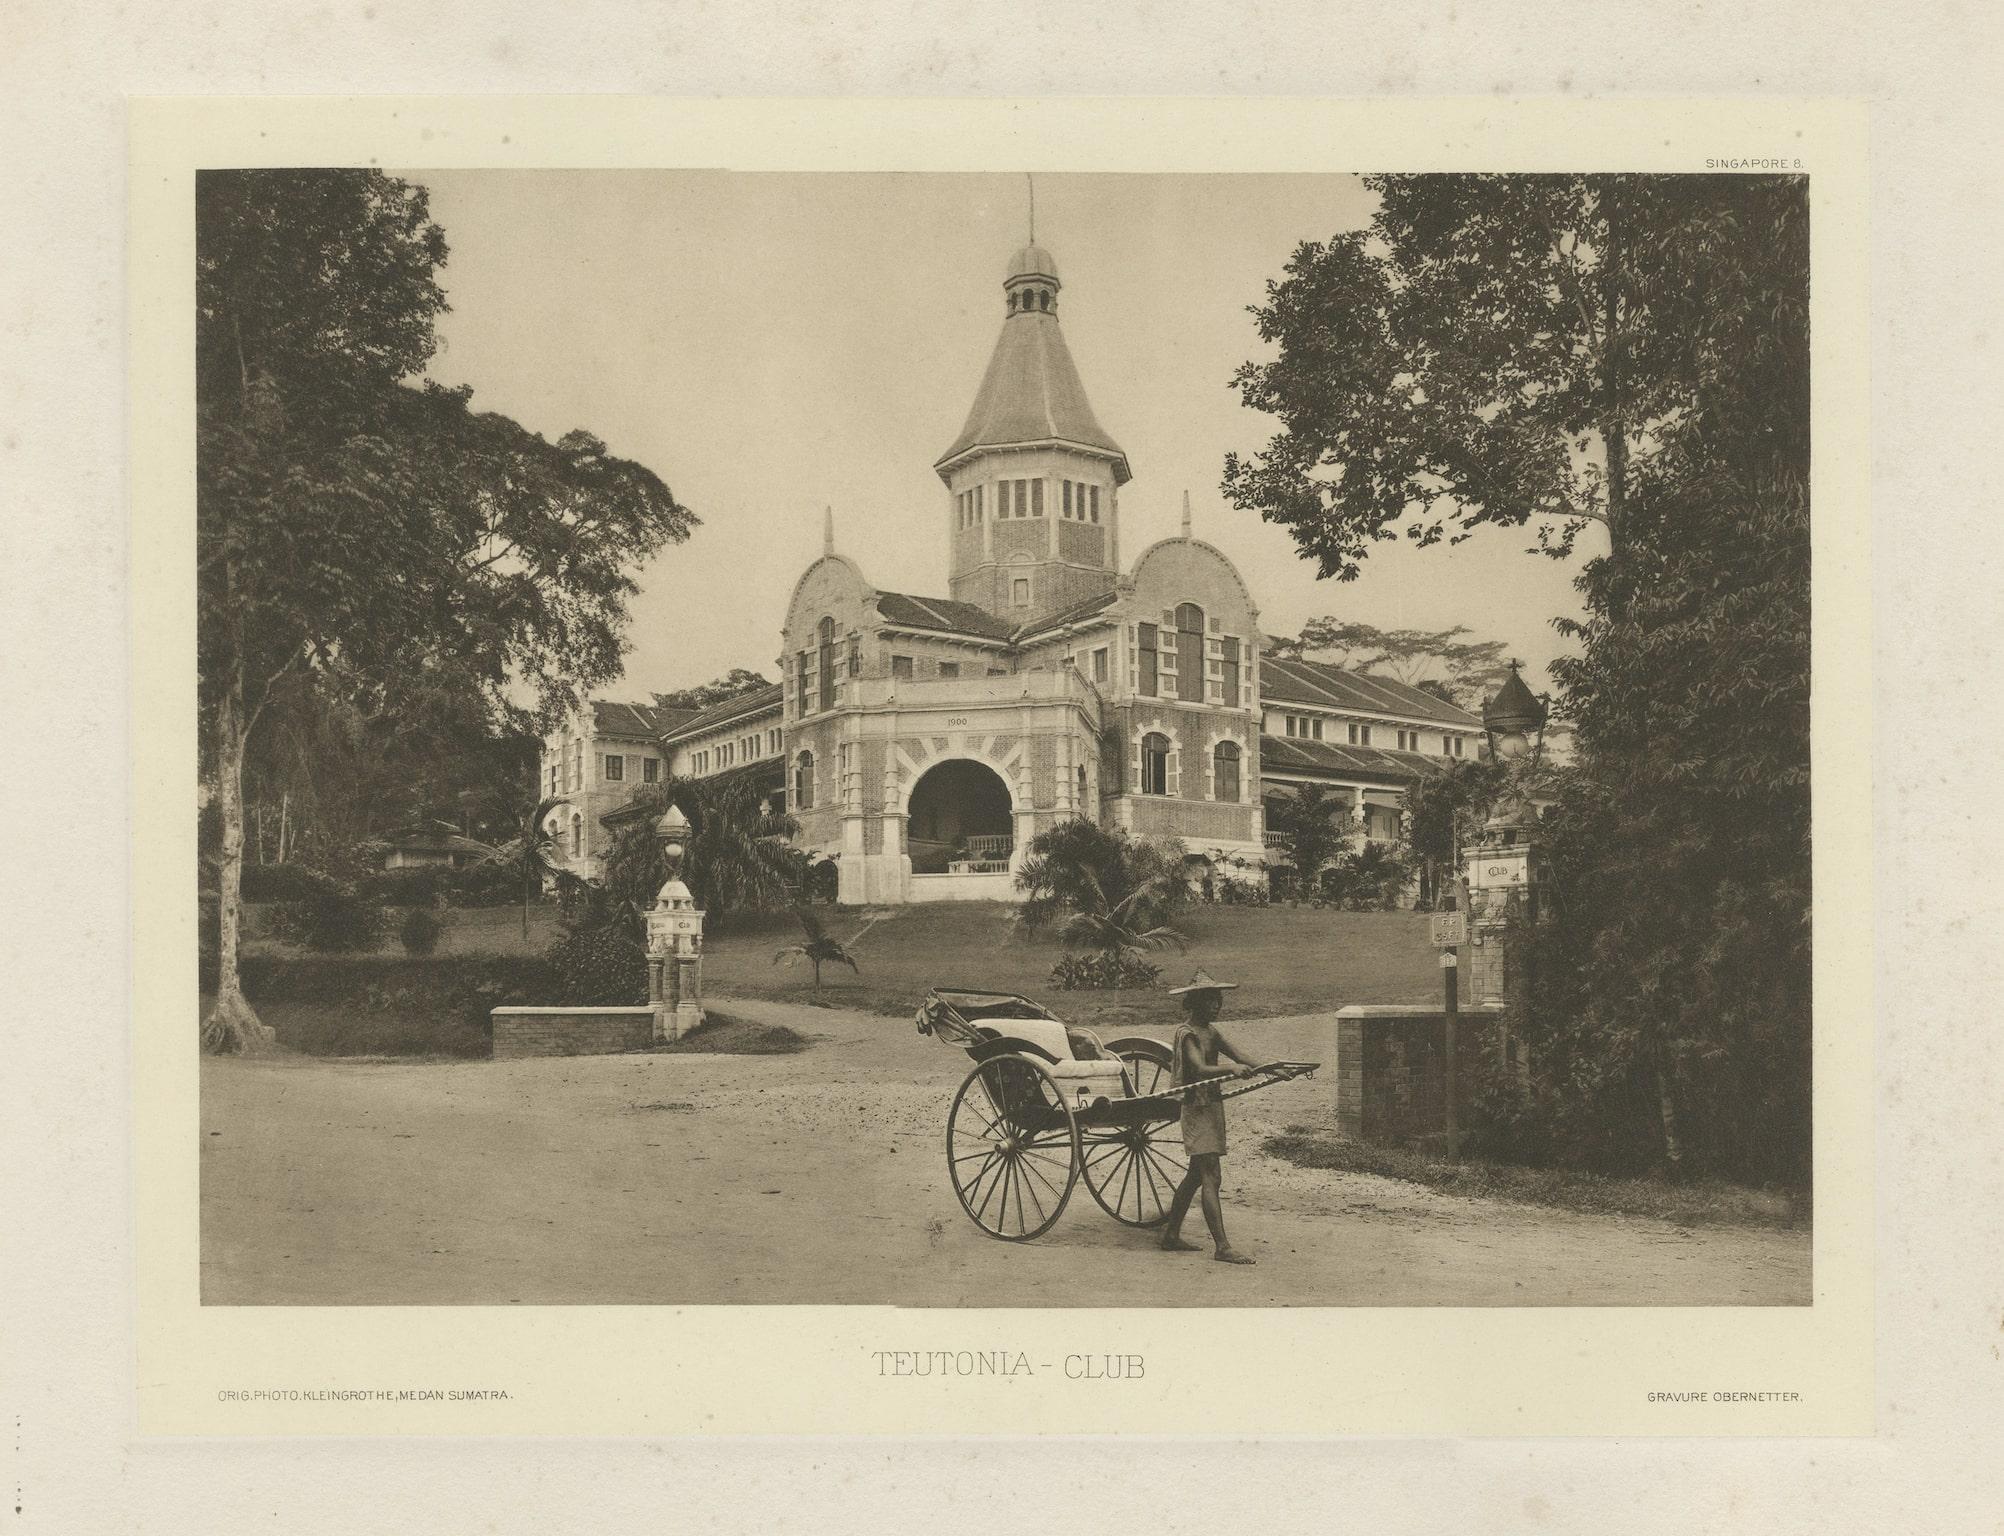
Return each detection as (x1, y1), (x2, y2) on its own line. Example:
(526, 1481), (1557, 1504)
(1089, 486), (1100, 523)
(1138, 623), (1158, 697)
(1221, 635), (1241, 707)
(1031, 479), (1044, 517)
(892, 655), (913, 680)
(1063, 481), (1073, 519)
(938, 661), (959, 679)
(1092, 647), (1108, 683)
(1012, 578), (1030, 608)
(794, 751), (815, 811)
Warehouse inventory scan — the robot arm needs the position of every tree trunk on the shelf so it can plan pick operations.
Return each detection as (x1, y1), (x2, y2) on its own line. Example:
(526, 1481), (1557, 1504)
(1600, 178), (1629, 563)
(811, 958), (823, 996)
(1653, 1037), (1685, 1177)
(202, 664), (275, 1054)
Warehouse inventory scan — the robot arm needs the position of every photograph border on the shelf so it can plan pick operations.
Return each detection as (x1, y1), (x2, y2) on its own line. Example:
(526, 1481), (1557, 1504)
(133, 93), (1872, 1438)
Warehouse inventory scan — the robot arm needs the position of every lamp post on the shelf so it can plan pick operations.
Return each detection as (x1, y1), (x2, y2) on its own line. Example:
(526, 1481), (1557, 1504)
(647, 803), (706, 1042)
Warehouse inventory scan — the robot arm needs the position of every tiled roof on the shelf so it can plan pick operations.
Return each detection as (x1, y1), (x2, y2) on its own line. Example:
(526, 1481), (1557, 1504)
(1258, 734), (1461, 786)
(659, 683), (785, 745)
(591, 699), (694, 739)
(1258, 657), (1481, 728)
(874, 591), (1017, 642)
(1010, 587), (1120, 642)
(934, 307), (1130, 481)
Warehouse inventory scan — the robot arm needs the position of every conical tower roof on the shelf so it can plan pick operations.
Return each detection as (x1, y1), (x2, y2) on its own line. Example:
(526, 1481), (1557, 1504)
(934, 244), (1131, 484)
(1482, 663), (1548, 735)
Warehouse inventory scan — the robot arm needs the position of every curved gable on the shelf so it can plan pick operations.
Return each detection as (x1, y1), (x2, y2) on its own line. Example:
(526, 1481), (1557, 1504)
(1125, 537), (1260, 632)
(782, 554), (875, 653)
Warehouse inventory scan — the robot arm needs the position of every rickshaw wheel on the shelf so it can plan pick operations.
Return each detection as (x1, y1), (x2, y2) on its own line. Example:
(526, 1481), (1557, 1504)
(947, 1055), (1080, 1241)
(1084, 1039), (1190, 1227)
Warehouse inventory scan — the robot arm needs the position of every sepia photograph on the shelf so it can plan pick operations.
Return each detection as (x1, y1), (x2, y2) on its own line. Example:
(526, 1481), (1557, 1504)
(192, 163), (1812, 1313)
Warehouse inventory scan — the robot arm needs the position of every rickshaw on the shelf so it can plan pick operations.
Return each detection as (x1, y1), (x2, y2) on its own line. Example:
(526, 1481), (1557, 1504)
(915, 987), (1319, 1241)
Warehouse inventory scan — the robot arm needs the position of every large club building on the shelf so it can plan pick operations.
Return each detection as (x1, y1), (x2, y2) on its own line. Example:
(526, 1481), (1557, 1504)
(546, 241), (1480, 900)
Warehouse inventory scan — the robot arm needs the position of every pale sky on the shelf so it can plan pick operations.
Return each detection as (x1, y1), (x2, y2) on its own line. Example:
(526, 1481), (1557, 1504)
(405, 170), (1587, 703)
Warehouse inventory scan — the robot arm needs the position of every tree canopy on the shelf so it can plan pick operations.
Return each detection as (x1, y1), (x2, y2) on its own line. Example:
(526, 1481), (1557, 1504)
(654, 668), (773, 713)
(198, 169), (697, 1051)
(1224, 174), (1784, 577)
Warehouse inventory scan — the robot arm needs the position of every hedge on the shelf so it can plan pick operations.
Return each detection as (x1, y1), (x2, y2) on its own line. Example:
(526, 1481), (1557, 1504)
(198, 953), (564, 1059)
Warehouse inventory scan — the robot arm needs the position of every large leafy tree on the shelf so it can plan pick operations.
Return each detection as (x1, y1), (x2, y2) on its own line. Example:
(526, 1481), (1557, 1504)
(198, 169), (696, 1052)
(1230, 173), (1812, 1181)
(1225, 174), (1765, 575)
(1528, 175), (1811, 1182)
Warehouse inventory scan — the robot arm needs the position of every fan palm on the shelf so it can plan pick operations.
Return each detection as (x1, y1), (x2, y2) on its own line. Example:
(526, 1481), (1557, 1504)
(1057, 871), (1188, 960)
(773, 907), (883, 996)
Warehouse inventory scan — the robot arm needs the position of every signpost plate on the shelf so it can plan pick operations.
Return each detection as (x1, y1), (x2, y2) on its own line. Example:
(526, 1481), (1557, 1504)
(1430, 911), (1467, 947)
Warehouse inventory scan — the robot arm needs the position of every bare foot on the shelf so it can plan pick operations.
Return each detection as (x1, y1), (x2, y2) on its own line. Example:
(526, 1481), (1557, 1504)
(1159, 1236), (1201, 1252)
(1214, 1248), (1256, 1265)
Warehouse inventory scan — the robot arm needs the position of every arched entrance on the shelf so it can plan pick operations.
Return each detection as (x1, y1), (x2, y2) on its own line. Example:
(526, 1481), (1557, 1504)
(905, 758), (1014, 875)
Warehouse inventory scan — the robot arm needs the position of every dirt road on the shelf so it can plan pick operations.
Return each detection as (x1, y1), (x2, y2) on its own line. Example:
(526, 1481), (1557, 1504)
(201, 999), (1811, 1306)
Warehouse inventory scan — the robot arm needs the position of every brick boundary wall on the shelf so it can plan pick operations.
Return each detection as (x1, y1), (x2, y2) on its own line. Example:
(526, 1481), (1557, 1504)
(491, 1006), (657, 1060)
(1334, 1004), (1507, 1144)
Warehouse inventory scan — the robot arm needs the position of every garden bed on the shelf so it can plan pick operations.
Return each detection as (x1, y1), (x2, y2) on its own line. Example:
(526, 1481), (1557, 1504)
(1262, 1128), (1808, 1230)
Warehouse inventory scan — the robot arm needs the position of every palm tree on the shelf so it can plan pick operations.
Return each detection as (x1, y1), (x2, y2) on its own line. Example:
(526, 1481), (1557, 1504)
(1268, 782), (1346, 892)
(485, 795), (575, 942)
(1058, 871), (1188, 961)
(599, 771), (803, 931)
(773, 907), (883, 996)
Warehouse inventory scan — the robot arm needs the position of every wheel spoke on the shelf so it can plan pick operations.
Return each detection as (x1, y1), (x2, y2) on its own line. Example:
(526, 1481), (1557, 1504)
(1017, 1156), (1051, 1223)
(973, 1151), (1008, 1224)
(1134, 1148), (1166, 1217)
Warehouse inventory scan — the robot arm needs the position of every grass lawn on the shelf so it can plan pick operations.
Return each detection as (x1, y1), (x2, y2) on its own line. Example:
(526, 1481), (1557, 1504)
(242, 899), (1440, 1032)
(707, 901), (1437, 1028)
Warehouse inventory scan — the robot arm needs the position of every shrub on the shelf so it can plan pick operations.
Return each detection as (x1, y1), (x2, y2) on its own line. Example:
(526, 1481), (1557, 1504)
(239, 861), (333, 905)
(549, 926), (649, 1006)
(1016, 819), (1187, 932)
(201, 954), (562, 1058)
(1049, 952), (1162, 991)
(358, 865), (447, 908)
(397, 905), (446, 956)
(444, 859), (523, 908)
(266, 868), (386, 952)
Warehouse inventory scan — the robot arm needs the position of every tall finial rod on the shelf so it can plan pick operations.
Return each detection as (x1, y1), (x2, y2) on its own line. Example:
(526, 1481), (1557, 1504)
(823, 504), (834, 556)
(1181, 490), (1193, 538)
(1027, 172), (1036, 244)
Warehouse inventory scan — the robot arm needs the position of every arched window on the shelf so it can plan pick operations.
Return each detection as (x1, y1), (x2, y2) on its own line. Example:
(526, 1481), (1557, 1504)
(817, 617), (836, 712)
(1140, 732), (1171, 796)
(1076, 763), (1088, 805)
(1213, 740), (1242, 802)
(1175, 603), (1206, 703)
(794, 750), (816, 811)
(1038, 289), (1050, 311)
(570, 813), (583, 858)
